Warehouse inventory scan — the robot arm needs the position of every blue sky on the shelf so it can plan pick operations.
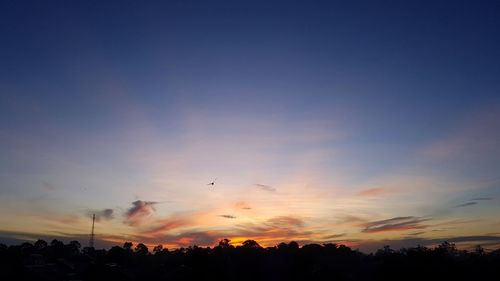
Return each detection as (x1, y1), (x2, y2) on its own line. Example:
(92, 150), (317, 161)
(1, 0), (500, 251)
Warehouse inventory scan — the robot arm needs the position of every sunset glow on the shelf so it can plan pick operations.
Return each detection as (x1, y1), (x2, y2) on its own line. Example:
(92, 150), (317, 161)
(1, 0), (499, 253)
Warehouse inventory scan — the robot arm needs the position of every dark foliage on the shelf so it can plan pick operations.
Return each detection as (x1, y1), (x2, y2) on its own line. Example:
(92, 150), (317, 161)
(0, 239), (499, 281)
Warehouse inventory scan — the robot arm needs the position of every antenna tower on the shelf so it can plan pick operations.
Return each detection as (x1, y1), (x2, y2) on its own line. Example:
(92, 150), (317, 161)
(89, 213), (95, 248)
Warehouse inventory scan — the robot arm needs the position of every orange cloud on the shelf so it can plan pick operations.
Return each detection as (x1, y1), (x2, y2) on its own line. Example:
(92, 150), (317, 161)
(141, 216), (192, 237)
(267, 216), (304, 227)
(126, 215), (315, 248)
(234, 201), (252, 210)
(227, 216), (314, 246)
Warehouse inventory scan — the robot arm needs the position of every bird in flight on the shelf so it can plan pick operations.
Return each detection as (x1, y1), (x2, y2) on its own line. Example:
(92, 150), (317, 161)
(207, 178), (217, 187)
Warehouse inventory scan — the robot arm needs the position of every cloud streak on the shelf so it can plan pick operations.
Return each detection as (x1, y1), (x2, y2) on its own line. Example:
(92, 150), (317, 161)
(471, 197), (493, 201)
(255, 184), (276, 192)
(356, 187), (394, 197)
(141, 216), (191, 237)
(362, 216), (430, 233)
(125, 215), (312, 247)
(267, 216), (304, 227)
(323, 233), (346, 239)
(225, 216), (314, 245)
(219, 215), (237, 219)
(234, 201), (252, 210)
(454, 202), (478, 208)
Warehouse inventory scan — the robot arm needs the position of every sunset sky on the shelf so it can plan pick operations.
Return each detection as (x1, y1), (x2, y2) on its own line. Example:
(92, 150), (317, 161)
(1, 0), (500, 252)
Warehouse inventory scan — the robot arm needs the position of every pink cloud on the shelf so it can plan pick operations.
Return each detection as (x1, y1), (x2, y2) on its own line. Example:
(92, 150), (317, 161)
(142, 218), (190, 237)
(234, 201), (252, 210)
(420, 107), (500, 161)
(356, 187), (395, 197)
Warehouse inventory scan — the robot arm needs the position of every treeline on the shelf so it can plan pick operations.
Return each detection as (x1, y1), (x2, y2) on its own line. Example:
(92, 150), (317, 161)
(1, 239), (499, 280)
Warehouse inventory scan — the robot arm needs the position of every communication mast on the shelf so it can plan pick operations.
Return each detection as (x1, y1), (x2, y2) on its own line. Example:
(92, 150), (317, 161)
(89, 214), (95, 248)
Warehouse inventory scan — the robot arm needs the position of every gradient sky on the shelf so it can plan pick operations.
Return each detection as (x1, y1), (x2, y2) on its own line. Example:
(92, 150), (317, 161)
(1, 0), (500, 252)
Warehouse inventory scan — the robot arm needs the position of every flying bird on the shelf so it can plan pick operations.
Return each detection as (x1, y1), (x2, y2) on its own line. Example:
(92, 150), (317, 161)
(207, 178), (217, 187)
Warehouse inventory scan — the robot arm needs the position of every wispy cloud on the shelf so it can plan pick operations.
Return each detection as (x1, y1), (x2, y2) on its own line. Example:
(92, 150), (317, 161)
(356, 187), (394, 197)
(454, 202), (478, 208)
(419, 107), (500, 164)
(267, 216), (304, 227)
(226, 216), (314, 245)
(471, 197), (493, 201)
(168, 230), (221, 246)
(234, 201), (252, 210)
(255, 184), (276, 192)
(130, 230), (222, 247)
(362, 216), (430, 233)
(125, 200), (157, 226)
(322, 233), (346, 239)
(431, 219), (481, 229)
(452, 196), (494, 209)
(219, 215), (237, 219)
(334, 215), (370, 226)
(53, 215), (81, 224)
(141, 216), (191, 237)
(130, 215), (311, 247)
(42, 181), (55, 191)
(87, 208), (114, 221)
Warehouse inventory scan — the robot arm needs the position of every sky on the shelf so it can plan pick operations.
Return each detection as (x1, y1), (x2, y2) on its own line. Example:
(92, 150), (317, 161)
(1, 0), (500, 253)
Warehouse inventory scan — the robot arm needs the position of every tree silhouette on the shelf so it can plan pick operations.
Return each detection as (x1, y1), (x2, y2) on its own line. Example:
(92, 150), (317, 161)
(34, 239), (48, 250)
(123, 241), (133, 251)
(217, 238), (233, 249)
(153, 244), (163, 255)
(66, 240), (81, 256)
(474, 245), (485, 256)
(134, 243), (148, 255)
(241, 239), (261, 249)
(1, 238), (499, 281)
(436, 241), (458, 256)
(50, 239), (64, 248)
(376, 245), (395, 257)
